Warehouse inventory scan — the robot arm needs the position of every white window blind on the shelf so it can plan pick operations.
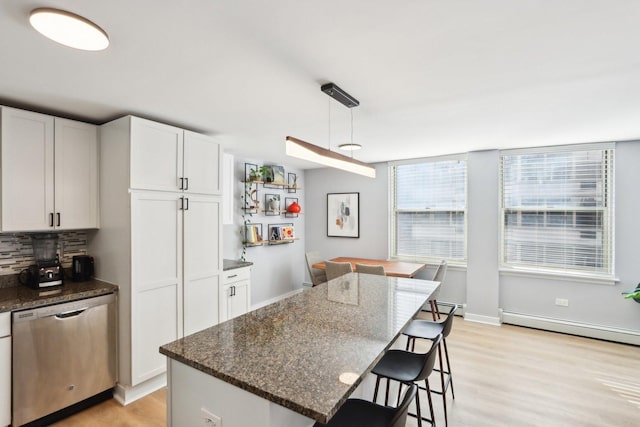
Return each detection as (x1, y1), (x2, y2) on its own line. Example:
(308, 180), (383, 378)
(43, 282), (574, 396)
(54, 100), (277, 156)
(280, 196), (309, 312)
(500, 147), (614, 276)
(390, 158), (467, 263)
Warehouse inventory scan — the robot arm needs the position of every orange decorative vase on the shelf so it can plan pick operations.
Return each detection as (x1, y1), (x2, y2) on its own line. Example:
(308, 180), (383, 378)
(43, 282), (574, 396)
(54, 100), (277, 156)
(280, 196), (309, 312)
(287, 201), (301, 214)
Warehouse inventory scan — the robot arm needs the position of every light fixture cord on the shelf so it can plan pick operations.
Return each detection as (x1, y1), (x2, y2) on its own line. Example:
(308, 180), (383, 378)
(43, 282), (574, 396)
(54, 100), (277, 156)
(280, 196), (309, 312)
(328, 97), (332, 151)
(350, 109), (354, 158)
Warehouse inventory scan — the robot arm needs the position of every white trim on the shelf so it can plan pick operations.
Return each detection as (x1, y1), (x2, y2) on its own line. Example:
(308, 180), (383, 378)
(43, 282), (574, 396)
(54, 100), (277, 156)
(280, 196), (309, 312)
(499, 267), (619, 285)
(464, 312), (501, 326)
(251, 288), (303, 311)
(500, 141), (616, 156)
(388, 152), (467, 166)
(502, 311), (640, 346)
(114, 373), (167, 406)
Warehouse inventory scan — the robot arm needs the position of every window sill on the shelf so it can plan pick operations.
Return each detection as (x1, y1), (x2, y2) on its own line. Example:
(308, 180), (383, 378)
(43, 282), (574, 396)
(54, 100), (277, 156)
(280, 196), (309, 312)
(499, 267), (619, 285)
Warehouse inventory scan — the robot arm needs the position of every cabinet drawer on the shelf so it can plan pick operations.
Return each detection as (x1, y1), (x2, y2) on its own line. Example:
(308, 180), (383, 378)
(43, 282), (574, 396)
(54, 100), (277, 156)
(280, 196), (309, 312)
(0, 312), (10, 337)
(223, 267), (250, 284)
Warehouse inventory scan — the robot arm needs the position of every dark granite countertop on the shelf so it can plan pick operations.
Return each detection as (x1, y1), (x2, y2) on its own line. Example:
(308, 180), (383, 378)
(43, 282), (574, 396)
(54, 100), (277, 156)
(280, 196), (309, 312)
(0, 279), (118, 313)
(223, 259), (253, 271)
(160, 272), (439, 423)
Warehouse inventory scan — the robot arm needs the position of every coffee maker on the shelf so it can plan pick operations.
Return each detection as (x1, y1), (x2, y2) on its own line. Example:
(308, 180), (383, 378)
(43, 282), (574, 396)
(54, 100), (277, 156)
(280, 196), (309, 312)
(26, 234), (63, 288)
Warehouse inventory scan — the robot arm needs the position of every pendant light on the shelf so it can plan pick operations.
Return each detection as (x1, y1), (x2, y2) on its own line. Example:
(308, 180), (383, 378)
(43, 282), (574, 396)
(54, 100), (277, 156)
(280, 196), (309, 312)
(29, 8), (109, 51)
(285, 83), (376, 178)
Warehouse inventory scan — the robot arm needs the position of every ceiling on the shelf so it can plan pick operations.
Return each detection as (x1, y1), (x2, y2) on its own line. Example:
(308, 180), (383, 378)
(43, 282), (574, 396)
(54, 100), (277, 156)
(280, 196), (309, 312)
(1, 1), (639, 169)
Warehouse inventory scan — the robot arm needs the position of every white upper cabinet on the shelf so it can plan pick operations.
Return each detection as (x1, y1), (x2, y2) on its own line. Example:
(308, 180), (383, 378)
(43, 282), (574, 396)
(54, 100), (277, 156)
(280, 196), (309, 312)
(0, 106), (98, 232)
(54, 118), (99, 230)
(130, 118), (184, 192)
(183, 130), (222, 195)
(130, 117), (221, 195)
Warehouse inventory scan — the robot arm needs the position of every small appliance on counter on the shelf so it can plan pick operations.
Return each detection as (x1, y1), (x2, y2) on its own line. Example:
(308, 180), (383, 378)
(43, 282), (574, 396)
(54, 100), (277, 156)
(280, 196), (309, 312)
(19, 234), (64, 289)
(72, 255), (94, 282)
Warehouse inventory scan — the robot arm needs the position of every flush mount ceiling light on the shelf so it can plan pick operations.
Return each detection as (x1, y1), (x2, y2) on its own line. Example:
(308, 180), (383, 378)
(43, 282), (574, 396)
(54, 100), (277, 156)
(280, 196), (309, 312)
(29, 8), (109, 51)
(286, 83), (376, 178)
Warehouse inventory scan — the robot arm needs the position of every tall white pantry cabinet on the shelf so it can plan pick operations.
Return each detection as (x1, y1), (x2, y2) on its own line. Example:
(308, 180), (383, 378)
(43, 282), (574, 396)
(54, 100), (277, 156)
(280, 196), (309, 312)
(89, 116), (223, 403)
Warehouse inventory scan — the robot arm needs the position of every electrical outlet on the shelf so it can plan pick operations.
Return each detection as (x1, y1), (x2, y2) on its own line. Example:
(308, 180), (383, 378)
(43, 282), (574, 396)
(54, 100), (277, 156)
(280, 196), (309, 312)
(555, 298), (569, 307)
(201, 408), (222, 427)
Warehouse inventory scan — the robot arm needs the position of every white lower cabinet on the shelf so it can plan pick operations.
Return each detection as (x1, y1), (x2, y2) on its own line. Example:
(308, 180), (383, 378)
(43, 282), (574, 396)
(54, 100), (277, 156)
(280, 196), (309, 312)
(0, 312), (10, 427)
(220, 267), (251, 322)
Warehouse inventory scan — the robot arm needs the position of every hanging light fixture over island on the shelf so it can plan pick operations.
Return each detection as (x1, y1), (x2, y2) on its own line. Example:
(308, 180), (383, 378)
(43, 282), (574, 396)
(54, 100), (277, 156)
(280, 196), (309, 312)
(285, 83), (376, 178)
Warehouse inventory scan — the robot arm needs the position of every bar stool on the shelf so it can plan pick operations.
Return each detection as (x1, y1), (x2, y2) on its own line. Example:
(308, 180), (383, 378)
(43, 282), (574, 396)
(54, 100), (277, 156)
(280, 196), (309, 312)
(371, 334), (443, 426)
(313, 384), (417, 427)
(404, 304), (458, 427)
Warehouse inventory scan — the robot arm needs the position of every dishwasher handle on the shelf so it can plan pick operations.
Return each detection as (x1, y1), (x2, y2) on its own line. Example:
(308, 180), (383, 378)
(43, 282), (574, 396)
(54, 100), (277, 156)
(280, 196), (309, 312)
(54, 308), (87, 319)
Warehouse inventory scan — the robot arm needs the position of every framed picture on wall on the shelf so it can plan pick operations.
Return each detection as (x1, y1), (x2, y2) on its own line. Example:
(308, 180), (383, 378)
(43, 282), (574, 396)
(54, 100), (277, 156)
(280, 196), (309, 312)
(327, 192), (359, 238)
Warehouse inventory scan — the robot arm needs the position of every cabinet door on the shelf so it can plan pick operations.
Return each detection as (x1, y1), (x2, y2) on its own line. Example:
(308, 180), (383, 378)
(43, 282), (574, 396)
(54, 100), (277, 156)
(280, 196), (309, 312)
(229, 280), (250, 320)
(130, 117), (184, 192)
(0, 107), (54, 231)
(54, 118), (99, 229)
(0, 311), (9, 427)
(183, 195), (222, 335)
(131, 191), (182, 385)
(183, 130), (221, 195)
(0, 337), (8, 427)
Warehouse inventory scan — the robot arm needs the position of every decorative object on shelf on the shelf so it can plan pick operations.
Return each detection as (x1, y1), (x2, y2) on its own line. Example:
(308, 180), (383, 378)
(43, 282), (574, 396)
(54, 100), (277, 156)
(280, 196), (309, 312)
(263, 165), (286, 187)
(268, 223), (295, 244)
(287, 173), (297, 193)
(244, 224), (264, 246)
(284, 83), (376, 178)
(285, 198), (301, 218)
(327, 192), (360, 238)
(265, 194), (280, 216)
(622, 286), (640, 304)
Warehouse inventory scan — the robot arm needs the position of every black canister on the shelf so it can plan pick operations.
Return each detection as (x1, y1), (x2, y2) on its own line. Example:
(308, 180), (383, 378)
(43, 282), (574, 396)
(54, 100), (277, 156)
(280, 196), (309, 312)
(72, 255), (94, 282)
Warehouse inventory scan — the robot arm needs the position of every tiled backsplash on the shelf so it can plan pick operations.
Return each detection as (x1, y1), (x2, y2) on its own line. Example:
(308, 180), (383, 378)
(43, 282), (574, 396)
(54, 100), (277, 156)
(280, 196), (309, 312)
(0, 231), (88, 275)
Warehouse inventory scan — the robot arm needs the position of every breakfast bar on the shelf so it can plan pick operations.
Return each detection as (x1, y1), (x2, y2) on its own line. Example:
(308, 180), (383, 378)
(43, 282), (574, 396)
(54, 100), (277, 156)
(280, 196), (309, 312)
(160, 273), (439, 426)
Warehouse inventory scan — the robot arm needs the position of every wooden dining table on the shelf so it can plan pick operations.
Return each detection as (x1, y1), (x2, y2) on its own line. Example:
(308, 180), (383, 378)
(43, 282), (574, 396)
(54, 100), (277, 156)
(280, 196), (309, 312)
(312, 256), (426, 278)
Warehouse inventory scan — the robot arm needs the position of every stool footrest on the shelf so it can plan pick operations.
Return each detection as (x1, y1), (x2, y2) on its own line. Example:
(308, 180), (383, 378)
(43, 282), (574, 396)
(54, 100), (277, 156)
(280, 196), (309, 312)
(407, 411), (435, 426)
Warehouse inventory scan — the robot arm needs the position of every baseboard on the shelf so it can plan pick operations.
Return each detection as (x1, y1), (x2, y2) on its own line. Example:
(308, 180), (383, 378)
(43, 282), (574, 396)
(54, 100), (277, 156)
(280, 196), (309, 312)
(251, 288), (304, 311)
(113, 374), (167, 406)
(501, 311), (640, 345)
(463, 312), (501, 326)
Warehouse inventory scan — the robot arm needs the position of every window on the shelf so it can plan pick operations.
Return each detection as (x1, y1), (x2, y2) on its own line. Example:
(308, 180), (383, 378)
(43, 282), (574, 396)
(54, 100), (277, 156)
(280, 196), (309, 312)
(500, 146), (614, 277)
(390, 157), (467, 264)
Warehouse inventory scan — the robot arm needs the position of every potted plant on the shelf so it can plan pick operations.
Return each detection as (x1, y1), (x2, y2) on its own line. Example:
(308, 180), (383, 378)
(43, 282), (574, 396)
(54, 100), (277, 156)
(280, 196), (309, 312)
(268, 194), (280, 211)
(248, 166), (266, 182)
(622, 286), (640, 304)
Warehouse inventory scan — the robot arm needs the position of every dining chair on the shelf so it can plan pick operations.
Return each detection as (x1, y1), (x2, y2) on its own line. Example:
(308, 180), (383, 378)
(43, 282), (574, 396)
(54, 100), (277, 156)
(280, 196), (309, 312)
(423, 261), (447, 320)
(325, 261), (353, 281)
(355, 263), (386, 276)
(372, 334), (443, 427)
(313, 383), (417, 427)
(306, 251), (328, 286)
(404, 304), (458, 427)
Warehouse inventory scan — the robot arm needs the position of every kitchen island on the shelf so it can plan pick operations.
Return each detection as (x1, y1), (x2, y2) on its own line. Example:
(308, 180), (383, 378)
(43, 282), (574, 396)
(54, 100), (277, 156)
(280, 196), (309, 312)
(160, 272), (439, 426)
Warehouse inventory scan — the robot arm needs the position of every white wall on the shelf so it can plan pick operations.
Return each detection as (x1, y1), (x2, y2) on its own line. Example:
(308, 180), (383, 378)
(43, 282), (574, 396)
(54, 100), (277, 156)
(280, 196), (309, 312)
(304, 141), (640, 341)
(223, 157), (306, 306)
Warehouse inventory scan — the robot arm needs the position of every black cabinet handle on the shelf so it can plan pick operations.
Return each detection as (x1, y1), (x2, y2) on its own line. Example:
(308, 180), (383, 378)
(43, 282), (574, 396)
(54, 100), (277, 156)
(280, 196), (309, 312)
(184, 197), (189, 211)
(56, 213), (60, 227)
(179, 177), (184, 190)
(179, 197), (184, 210)
(184, 177), (189, 191)
(49, 213), (54, 227)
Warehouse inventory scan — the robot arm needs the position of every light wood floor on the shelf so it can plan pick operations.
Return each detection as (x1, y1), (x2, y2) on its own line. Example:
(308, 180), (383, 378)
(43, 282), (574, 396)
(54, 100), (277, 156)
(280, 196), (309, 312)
(51, 316), (639, 426)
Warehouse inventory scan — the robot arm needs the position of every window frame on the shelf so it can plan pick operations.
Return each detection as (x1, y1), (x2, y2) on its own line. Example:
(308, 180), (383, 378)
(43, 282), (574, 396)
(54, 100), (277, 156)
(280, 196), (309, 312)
(498, 143), (615, 280)
(389, 155), (468, 266)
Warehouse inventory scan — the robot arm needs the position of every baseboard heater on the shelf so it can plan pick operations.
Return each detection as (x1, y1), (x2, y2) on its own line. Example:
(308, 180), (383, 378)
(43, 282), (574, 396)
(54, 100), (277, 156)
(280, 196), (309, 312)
(501, 311), (640, 346)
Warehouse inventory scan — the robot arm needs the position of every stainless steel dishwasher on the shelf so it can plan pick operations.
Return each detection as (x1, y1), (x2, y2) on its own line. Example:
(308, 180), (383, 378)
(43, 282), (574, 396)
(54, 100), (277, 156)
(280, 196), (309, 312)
(12, 293), (116, 426)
